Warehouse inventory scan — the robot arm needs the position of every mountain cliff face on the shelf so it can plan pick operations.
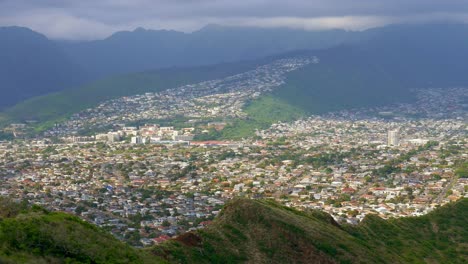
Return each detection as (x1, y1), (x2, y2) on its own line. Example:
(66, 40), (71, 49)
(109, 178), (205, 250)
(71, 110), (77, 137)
(59, 26), (354, 78)
(275, 24), (468, 113)
(0, 27), (87, 109)
(0, 197), (466, 263)
(56, 23), (468, 84)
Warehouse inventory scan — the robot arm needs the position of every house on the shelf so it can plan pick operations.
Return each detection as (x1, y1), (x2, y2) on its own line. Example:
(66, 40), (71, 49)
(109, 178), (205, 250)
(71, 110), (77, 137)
(153, 235), (171, 244)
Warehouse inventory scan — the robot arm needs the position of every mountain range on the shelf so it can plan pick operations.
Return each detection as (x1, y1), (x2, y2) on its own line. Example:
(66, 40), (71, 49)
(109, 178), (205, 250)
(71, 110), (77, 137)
(0, 24), (357, 109)
(1, 23), (468, 129)
(0, 24), (468, 130)
(58, 25), (358, 78)
(274, 24), (468, 114)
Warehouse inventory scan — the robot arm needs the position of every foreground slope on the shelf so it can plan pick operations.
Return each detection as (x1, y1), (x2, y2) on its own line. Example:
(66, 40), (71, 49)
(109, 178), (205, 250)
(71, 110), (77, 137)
(153, 198), (468, 264)
(0, 198), (158, 264)
(0, 197), (466, 263)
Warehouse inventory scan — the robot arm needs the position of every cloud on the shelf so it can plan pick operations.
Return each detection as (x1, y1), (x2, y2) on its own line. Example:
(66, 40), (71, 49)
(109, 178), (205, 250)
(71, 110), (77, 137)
(1, 0), (468, 40)
(218, 16), (390, 31)
(0, 9), (119, 40)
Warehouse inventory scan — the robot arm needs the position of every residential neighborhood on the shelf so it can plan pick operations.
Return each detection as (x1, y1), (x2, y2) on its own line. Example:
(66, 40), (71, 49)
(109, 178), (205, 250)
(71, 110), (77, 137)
(1, 94), (466, 246)
(0, 58), (466, 247)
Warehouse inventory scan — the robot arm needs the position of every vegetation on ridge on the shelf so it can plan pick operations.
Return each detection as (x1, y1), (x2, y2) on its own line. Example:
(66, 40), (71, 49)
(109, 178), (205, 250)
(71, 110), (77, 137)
(152, 198), (468, 263)
(0, 197), (159, 264)
(0, 197), (466, 263)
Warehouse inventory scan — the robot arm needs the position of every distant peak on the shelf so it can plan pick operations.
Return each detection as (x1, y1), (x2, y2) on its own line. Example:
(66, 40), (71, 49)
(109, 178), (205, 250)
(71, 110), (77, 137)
(133, 27), (147, 32)
(0, 26), (39, 35)
(0, 26), (49, 40)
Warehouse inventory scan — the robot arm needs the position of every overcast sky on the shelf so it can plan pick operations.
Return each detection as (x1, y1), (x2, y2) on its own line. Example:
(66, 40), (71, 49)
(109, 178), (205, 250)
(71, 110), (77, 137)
(1, 0), (468, 40)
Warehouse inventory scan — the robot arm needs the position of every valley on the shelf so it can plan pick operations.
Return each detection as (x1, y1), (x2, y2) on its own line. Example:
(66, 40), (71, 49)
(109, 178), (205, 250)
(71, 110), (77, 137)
(0, 20), (467, 264)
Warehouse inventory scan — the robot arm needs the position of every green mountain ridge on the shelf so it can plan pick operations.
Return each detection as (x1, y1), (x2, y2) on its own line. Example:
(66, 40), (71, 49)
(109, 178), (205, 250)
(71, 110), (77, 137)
(0, 198), (158, 264)
(153, 198), (468, 263)
(1, 197), (467, 263)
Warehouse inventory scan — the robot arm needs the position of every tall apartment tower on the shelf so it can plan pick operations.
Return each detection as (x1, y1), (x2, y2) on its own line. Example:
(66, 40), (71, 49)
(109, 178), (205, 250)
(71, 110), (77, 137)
(387, 130), (400, 146)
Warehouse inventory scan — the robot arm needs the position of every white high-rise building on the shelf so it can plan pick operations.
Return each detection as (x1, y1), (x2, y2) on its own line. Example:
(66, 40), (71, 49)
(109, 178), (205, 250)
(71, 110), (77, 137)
(131, 136), (143, 144)
(107, 132), (121, 143)
(387, 130), (400, 146)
